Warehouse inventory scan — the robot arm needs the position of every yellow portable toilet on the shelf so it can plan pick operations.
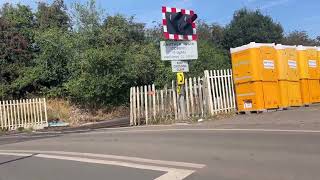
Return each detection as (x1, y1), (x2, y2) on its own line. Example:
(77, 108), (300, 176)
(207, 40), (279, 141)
(296, 46), (320, 104)
(231, 42), (280, 112)
(275, 44), (302, 108)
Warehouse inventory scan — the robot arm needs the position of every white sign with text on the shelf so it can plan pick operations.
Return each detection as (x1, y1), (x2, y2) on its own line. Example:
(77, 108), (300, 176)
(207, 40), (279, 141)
(160, 41), (198, 61)
(171, 61), (189, 72)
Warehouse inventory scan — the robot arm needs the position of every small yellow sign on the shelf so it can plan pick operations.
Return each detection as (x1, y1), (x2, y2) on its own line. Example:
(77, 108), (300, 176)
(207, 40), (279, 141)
(177, 72), (185, 85)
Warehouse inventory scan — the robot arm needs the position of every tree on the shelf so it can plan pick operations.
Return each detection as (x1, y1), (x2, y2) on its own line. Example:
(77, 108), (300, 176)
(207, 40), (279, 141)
(223, 8), (284, 49)
(103, 15), (145, 45)
(0, 4), (38, 99)
(197, 20), (225, 47)
(36, 0), (70, 30)
(189, 41), (230, 77)
(282, 31), (319, 46)
(72, 0), (103, 32)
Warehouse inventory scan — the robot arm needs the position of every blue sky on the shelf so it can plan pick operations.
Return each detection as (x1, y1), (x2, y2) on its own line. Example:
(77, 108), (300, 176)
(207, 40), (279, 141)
(1, 0), (319, 38)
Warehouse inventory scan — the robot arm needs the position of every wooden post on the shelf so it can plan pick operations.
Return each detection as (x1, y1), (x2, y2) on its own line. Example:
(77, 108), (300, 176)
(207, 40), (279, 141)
(144, 85), (148, 125)
(19, 100), (23, 127)
(136, 87), (140, 125)
(16, 100), (20, 128)
(43, 98), (48, 126)
(193, 77), (199, 116)
(230, 69), (236, 110)
(37, 98), (41, 125)
(32, 99), (36, 126)
(210, 71), (217, 114)
(189, 78), (194, 116)
(212, 70), (219, 113)
(0, 101), (4, 129)
(129, 87), (133, 126)
(0, 101), (3, 129)
(148, 85), (152, 120)
(23, 99), (27, 127)
(172, 81), (177, 120)
(160, 89), (164, 120)
(152, 84), (156, 121)
(9, 100), (13, 130)
(198, 77), (204, 117)
(133, 87), (137, 126)
(185, 78), (190, 117)
(138, 86), (142, 125)
(226, 70), (232, 112)
(25, 99), (29, 126)
(169, 89), (172, 118)
(221, 70), (228, 113)
(39, 99), (43, 126)
(5, 101), (9, 129)
(13, 100), (17, 129)
(204, 71), (213, 116)
(164, 86), (168, 120)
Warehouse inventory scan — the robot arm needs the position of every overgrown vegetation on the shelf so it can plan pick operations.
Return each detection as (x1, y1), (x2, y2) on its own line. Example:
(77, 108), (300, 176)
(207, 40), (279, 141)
(0, 0), (319, 110)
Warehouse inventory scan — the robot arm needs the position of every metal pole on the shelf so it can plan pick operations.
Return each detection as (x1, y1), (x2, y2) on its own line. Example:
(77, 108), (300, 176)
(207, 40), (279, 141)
(179, 84), (186, 120)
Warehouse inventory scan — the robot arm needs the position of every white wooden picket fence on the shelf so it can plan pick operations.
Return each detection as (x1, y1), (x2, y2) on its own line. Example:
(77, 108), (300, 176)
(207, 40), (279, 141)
(0, 98), (48, 130)
(130, 69), (236, 126)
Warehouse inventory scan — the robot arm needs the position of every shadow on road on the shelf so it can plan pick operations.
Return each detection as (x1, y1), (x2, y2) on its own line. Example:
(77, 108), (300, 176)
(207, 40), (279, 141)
(0, 153), (38, 166)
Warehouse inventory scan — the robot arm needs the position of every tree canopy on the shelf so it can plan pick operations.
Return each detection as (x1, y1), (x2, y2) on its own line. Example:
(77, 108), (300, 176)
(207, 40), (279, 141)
(223, 8), (284, 49)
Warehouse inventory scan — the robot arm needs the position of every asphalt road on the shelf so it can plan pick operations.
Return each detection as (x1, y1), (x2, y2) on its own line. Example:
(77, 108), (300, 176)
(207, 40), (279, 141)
(0, 125), (320, 180)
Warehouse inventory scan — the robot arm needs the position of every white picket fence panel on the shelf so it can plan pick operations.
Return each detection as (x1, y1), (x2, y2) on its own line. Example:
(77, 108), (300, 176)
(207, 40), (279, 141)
(130, 69), (236, 126)
(204, 69), (236, 115)
(0, 98), (48, 130)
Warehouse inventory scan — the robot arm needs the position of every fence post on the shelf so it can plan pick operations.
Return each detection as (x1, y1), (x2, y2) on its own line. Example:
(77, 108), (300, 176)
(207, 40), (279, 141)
(204, 71), (213, 116)
(17, 100), (21, 127)
(133, 87), (137, 126)
(136, 87), (140, 125)
(5, 101), (9, 129)
(43, 98), (48, 126)
(148, 85), (152, 121)
(185, 78), (190, 117)
(189, 78), (194, 117)
(226, 70), (232, 112)
(198, 77), (204, 117)
(141, 86), (145, 126)
(9, 100), (13, 130)
(152, 84), (156, 121)
(164, 85), (168, 120)
(160, 89), (164, 120)
(178, 83), (186, 121)
(12, 100), (17, 129)
(32, 99), (36, 127)
(38, 99), (43, 126)
(144, 85), (148, 125)
(37, 98), (41, 125)
(230, 69), (237, 110)
(0, 101), (3, 129)
(129, 87), (133, 126)
(172, 81), (178, 120)
(221, 70), (227, 113)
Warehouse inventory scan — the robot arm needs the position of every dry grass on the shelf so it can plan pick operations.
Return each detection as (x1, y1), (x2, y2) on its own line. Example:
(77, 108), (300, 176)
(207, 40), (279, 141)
(47, 99), (72, 123)
(46, 99), (129, 126)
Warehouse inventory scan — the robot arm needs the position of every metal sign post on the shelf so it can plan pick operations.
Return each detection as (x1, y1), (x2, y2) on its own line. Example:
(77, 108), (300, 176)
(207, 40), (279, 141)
(161, 6), (198, 120)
